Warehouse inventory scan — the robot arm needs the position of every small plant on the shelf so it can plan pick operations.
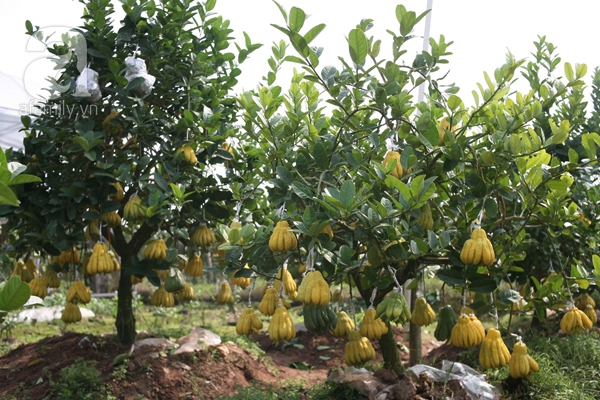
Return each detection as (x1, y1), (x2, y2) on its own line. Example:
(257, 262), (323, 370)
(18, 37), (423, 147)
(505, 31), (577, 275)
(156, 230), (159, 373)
(47, 358), (108, 400)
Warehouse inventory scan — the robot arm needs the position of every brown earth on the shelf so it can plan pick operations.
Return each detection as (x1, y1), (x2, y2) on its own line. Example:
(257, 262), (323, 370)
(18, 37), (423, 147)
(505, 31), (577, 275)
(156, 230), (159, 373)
(0, 326), (470, 400)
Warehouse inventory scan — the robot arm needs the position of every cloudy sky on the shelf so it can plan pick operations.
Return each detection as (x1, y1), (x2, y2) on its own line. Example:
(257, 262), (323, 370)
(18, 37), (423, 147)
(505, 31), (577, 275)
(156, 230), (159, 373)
(1, 0), (599, 109)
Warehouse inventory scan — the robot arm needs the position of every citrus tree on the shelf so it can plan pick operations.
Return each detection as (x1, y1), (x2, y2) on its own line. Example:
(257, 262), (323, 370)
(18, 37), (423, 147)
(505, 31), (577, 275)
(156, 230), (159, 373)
(218, 4), (600, 375)
(0, 0), (260, 344)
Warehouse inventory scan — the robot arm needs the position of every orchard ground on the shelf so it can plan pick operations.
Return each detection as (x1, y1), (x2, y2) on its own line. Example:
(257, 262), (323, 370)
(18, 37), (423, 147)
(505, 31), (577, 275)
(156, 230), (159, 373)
(1, 280), (600, 399)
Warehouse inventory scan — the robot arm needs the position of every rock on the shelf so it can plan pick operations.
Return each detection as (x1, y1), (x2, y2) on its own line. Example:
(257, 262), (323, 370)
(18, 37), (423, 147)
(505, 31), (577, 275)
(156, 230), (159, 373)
(17, 306), (95, 323)
(174, 327), (221, 354)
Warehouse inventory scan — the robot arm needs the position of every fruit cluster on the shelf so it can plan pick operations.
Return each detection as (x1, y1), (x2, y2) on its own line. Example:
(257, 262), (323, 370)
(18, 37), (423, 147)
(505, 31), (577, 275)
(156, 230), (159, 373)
(450, 314), (485, 347)
(359, 308), (388, 340)
(460, 228), (495, 266)
(268, 221), (298, 252)
(331, 311), (355, 337)
(344, 331), (376, 366)
(303, 304), (337, 334)
(479, 328), (511, 369)
(236, 307), (263, 336)
(411, 297), (436, 326)
(268, 306), (296, 342)
(297, 270), (330, 306)
(376, 292), (411, 325)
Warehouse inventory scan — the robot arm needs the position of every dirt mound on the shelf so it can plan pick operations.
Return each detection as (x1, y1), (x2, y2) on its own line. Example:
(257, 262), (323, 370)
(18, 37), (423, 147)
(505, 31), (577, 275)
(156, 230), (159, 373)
(0, 332), (279, 399)
(0, 326), (447, 399)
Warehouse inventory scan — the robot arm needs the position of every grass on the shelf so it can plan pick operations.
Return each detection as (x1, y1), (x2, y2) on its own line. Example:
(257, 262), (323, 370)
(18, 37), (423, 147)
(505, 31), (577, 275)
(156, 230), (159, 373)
(513, 330), (600, 399)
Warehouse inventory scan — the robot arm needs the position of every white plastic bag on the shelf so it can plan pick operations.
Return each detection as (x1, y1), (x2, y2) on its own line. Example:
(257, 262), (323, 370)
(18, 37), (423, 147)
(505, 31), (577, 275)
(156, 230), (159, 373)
(124, 56), (155, 98)
(409, 360), (499, 400)
(73, 67), (101, 102)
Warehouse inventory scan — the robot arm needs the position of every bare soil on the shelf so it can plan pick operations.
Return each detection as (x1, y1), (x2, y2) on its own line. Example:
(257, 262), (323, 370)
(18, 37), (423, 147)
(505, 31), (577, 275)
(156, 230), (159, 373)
(0, 326), (470, 399)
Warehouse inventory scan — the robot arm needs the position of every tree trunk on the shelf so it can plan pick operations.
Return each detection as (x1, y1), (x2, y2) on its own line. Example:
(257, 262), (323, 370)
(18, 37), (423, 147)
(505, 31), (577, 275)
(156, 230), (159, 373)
(409, 288), (421, 366)
(379, 322), (405, 376)
(115, 270), (136, 345)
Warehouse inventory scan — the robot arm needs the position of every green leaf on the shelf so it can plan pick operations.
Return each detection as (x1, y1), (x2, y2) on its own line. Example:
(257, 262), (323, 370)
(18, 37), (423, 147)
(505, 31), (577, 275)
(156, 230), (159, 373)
(437, 268), (464, 286)
(593, 254), (600, 276)
(564, 62), (574, 82)
(339, 180), (355, 210)
(0, 149), (6, 169)
(170, 183), (184, 200)
(469, 277), (497, 294)
(304, 23), (326, 45)
(8, 174), (42, 185)
(289, 7), (306, 33)
(0, 181), (19, 206)
(313, 141), (329, 170)
(291, 181), (313, 200)
(496, 289), (522, 306)
(205, 0), (216, 11)
(276, 166), (293, 185)
(0, 276), (31, 312)
(348, 29), (367, 65)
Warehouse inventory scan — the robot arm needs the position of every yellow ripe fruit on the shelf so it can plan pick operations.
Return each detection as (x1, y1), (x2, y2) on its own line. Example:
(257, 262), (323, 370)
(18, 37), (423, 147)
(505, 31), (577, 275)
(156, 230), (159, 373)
(297, 270), (330, 306)
(109, 182), (125, 201)
(131, 275), (144, 285)
(459, 228), (495, 266)
(29, 277), (48, 299)
(87, 243), (113, 275)
(155, 269), (168, 282)
(575, 293), (596, 309)
(102, 211), (122, 227)
(273, 267), (297, 299)
(192, 225), (216, 247)
(66, 280), (91, 304)
(217, 282), (234, 304)
(509, 341), (539, 378)
(344, 331), (376, 366)
(11, 261), (33, 283)
(258, 287), (278, 316)
(61, 302), (82, 324)
(151, 285), (174, 307)
(43, 268), (61, 288)
(410, 297), (436, 326)
(25, 259), (38, 277)
(383, 151), (404, 179)
(479, 328), (511, 369)
(584, 304), (598, 325)
(185, 254), (204, 276)
(320, 225), (334, 241)
(332, 289), (342, 303)
(268, 221), (298, 252)
(560, 306), (593, 333)
(331, 311), (355, 337)
(230, 264), (252, 288)
(175, 144), (198, 164)
(124, 196), (146, 222)
(449, 315), (476, 347)
(417, 203), (434, 231)
(268, 306), (296, 342)
(176, 282), (195, 302)
(85, 221), (100, 242)
(297, 264), (306, 274)
(236, 307), (263, 336)
(143, 238), (167, 260)
(359, 308), (387, 340)
(438, 117), (458, 146)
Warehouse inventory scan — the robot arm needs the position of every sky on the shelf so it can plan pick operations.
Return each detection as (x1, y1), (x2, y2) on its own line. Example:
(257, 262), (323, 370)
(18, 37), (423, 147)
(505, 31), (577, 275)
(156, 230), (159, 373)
(1, 0), (600, 111)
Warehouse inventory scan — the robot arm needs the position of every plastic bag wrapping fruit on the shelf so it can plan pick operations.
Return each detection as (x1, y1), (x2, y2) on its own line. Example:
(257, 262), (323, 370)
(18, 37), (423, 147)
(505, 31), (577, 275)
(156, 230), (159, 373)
(409, 361), (499, 400)
(124, 56), (156, 98)
(73, 67), (101, 102)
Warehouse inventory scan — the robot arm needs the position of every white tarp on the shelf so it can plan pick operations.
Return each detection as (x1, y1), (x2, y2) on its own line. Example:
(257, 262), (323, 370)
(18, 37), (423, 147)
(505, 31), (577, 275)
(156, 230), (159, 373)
(0, 71), (36, 150)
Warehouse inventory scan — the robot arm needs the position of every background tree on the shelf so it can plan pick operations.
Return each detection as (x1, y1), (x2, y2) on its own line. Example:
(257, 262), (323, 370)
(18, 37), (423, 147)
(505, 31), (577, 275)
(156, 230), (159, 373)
(221, 4), (600, 375)
(0, 0), (260, 344)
